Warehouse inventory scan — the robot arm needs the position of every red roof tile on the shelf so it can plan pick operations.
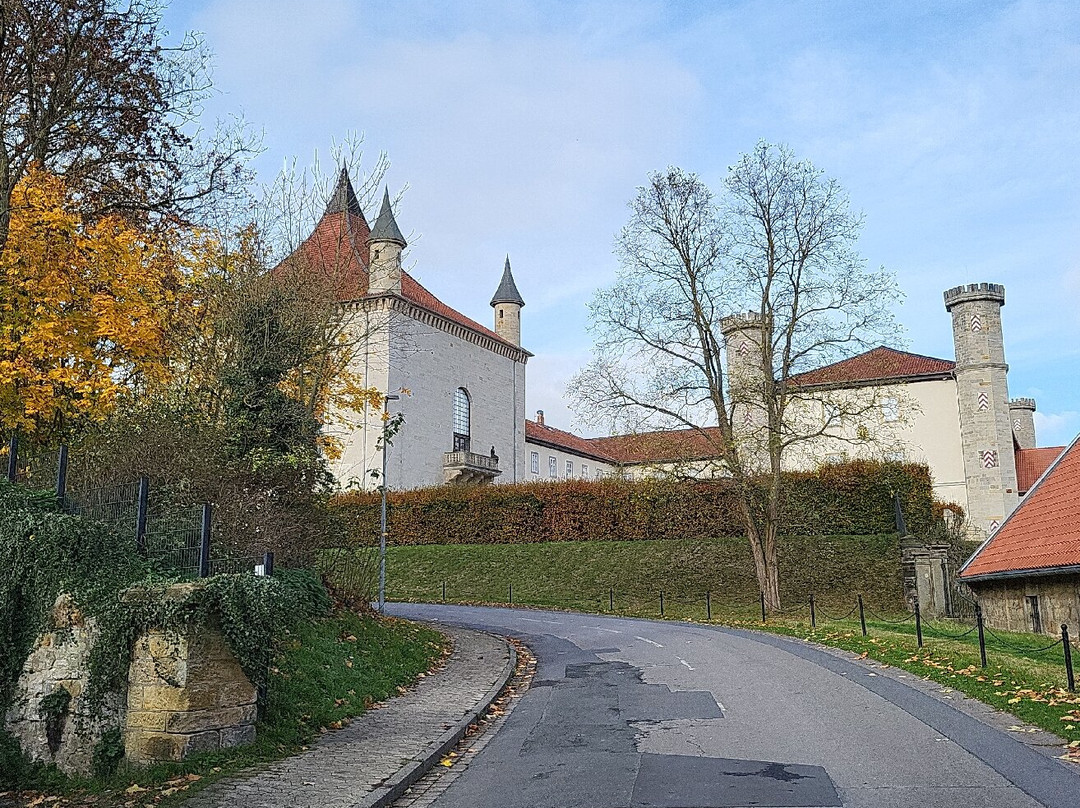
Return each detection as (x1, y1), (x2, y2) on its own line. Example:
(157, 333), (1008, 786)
(789, 347), (955, 388)
(1015, 446), (1065, 494)
(525, 420), (620, 462)
(589, 427), (725, 464)
(961, 437), (1080, 579)
(281, 208), (518, 350)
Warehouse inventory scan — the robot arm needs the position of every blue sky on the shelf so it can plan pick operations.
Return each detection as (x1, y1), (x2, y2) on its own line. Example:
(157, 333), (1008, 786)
(163, 0), (1080, 444)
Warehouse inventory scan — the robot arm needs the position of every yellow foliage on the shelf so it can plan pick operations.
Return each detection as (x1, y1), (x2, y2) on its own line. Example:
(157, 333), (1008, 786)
(0, 167), (187, 441)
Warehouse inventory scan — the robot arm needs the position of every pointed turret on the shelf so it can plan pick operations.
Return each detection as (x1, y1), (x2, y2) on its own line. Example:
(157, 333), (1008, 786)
(491, 255), (524, 345)
(368, 187), (405, 295)
(369, 187), (407, 247)
(325, 166), (365, 217)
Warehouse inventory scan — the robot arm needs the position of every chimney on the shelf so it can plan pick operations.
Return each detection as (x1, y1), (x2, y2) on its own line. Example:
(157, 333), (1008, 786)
(536, 410), (545, 426)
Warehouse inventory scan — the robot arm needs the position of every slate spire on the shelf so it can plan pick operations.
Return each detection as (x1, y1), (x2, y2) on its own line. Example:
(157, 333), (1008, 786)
(324, 165), (364, 217)
(490, 255), (525, 307)
(369, 187), (407, 247)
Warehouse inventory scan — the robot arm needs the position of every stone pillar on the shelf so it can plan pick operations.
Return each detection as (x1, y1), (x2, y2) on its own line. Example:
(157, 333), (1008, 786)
(901, 540), (950, 617)
(720, 312), (770, 469)
(944, 283), (1019, 538)
(1009, 397), (1037, 449)
(125, 625), (258, 763)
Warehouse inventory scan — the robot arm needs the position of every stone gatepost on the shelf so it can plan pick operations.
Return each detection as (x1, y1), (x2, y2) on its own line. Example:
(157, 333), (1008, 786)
(124, 584), (258, 763)
(902, 538), (951, 617)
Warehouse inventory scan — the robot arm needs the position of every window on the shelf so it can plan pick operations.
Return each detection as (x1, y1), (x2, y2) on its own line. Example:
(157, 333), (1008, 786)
(824, 453), (844, 465)
(882, 397), (899, 422)
(824, 402), (841, 424)
(549, 456), (557, 477)
(530, 452), (539, 475)
(582, 464), (589, 478)
(1026, 595), (1042, 633)
(884, 450), (905, 463)
(566, 459), (573, 477)
(453, 388), (471, 452)
(595, 469), (602, 479)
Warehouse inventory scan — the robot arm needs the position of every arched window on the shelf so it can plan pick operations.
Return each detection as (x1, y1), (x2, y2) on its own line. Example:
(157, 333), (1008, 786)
(453, 388), (471, 452)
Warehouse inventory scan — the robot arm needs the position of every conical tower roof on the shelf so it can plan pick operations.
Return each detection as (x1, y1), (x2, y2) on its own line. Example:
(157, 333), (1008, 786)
(490, 255), (525, 307)
(369, 187), (407, 247)
(324, 166), (365, 218)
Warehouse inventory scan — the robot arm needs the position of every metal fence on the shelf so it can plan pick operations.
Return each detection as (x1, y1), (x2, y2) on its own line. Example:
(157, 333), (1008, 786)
(2, 434), (273, 580)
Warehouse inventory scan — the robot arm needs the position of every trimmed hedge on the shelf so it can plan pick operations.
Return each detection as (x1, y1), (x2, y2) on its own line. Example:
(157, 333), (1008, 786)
(332, 460), (935, 545)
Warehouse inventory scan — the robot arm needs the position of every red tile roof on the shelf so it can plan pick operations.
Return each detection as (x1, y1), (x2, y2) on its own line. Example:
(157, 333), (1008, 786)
(789, 347), (955, 388)
(525, 420), (620, 463)
(1015, 446), (1065, 494)
(961, 437), (1080, 579)
(281, 208), (517, 350)
(590, 427), (725, 464)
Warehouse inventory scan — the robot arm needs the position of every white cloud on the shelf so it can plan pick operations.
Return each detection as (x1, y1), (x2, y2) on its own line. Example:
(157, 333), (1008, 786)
(1033, 410), (1080, 448)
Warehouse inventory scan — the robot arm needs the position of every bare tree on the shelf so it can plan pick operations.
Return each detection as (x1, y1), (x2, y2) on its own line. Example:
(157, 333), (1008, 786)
(571, 143), (901, 610)
(0, 0), (258, 249)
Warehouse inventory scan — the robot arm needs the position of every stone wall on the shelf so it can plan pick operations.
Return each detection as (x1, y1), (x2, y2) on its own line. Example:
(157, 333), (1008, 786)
(4, 587), (258, 774)
(3, 594), (120, 775)
(969, 573), (1080, 638)
(125, 625), (257, 764)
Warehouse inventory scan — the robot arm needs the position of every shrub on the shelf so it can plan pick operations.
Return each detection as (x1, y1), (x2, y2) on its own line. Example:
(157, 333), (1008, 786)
(331, 460), (935, 546)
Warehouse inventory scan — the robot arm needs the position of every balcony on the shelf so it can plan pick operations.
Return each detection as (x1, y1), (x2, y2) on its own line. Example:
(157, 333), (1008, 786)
(443, 450), (501, 485)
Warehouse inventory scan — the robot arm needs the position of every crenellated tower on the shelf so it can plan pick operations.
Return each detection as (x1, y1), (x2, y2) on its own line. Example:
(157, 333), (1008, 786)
(720, 312), (770, 466)
(490, 255), (525, 347)
(944, 283), (1019, 536)
(1008, 397), (1037, 450)
(368, 187), (406, 295)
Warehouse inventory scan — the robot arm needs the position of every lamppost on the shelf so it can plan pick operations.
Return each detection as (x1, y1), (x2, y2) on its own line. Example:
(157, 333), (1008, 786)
(378, 393), (400, 614)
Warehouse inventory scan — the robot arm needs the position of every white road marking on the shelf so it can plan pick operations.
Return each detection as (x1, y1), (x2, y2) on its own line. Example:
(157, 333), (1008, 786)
(717, 701), (727, 712)
(592, 627), (622, 634)
(635, 636), (664, 648)
(678, 658), (694, 671)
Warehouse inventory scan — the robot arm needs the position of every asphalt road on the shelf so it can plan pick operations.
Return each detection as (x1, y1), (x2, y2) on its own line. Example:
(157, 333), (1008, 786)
(387, 603), (1080, 808)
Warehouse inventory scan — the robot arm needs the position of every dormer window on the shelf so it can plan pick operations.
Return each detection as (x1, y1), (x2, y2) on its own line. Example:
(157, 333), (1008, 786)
(453, 387), (471, 452)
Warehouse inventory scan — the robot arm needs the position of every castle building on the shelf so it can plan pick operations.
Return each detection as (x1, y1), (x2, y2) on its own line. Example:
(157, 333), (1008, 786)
(296, 174), (1063, 538)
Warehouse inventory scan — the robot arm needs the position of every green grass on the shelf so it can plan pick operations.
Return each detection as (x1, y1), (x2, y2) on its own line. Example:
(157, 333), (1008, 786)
(1, 611), (445, 806)
(386, 535), (907, 614)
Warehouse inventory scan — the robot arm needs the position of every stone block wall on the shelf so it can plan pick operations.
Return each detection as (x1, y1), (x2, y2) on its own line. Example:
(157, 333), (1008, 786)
(3, 594), (120, 775)
(969, 574), (1080, 638)
(125, 626), (257, 764)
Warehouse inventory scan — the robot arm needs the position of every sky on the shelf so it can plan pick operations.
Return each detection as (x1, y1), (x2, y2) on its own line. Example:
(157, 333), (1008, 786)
(162, 0), (1080, 444)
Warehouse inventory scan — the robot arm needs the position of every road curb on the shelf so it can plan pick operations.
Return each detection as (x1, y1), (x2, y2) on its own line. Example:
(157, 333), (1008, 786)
(352, 629), (517, 808)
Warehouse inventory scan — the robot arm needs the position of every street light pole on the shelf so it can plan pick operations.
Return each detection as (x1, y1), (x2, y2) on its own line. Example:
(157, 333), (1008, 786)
(378, 393), (400, 614)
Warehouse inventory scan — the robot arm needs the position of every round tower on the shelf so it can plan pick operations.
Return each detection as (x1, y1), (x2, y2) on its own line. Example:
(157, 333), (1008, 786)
(1008, 397), (1037, 450)
(943, 282), (1018, 535)
(490, 255), (525, 347)
(368, 187), (406, 295)
(720, 312), (770, 449)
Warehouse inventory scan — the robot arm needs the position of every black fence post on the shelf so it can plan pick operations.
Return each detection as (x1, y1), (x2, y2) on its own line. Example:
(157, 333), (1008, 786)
(262, 551), (274, 577)
(442, 580), (447, 602)
(198, 503), (212, 578)
(609, 587), (614, 612)
(55, 445), (68, 511)
(858, 595), (867, 636)
(760, 591), (767, 623)
(706, 590), (712, 621)
(809, 593), (817, 628)
(660, 590), (665, 617)
(509, 582), (513, 605)
(915, 599), (923, 648)
(6, 433), (17, 483)
(135, 474), (149, 555)
(1063, 624), (1075, 693)
(975, 605), (987, 668)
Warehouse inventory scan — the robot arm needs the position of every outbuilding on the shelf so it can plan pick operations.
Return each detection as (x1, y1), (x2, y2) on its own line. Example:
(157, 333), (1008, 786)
(959, 435), (1080, 638)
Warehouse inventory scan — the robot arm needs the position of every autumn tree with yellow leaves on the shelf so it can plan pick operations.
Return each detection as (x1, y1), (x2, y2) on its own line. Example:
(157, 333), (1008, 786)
(0, 166), (191, 444)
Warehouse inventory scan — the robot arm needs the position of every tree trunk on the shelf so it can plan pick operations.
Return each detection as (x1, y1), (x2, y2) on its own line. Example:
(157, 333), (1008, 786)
(739, 495), (783, 612)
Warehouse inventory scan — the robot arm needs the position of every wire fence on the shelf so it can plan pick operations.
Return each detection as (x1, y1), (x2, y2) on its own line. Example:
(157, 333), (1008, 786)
(2, 433), (274, 581)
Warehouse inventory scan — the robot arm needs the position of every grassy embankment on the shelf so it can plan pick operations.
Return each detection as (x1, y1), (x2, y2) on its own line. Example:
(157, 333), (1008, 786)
(387, 537), (1080, 760)
(1, 613), (445, 807)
